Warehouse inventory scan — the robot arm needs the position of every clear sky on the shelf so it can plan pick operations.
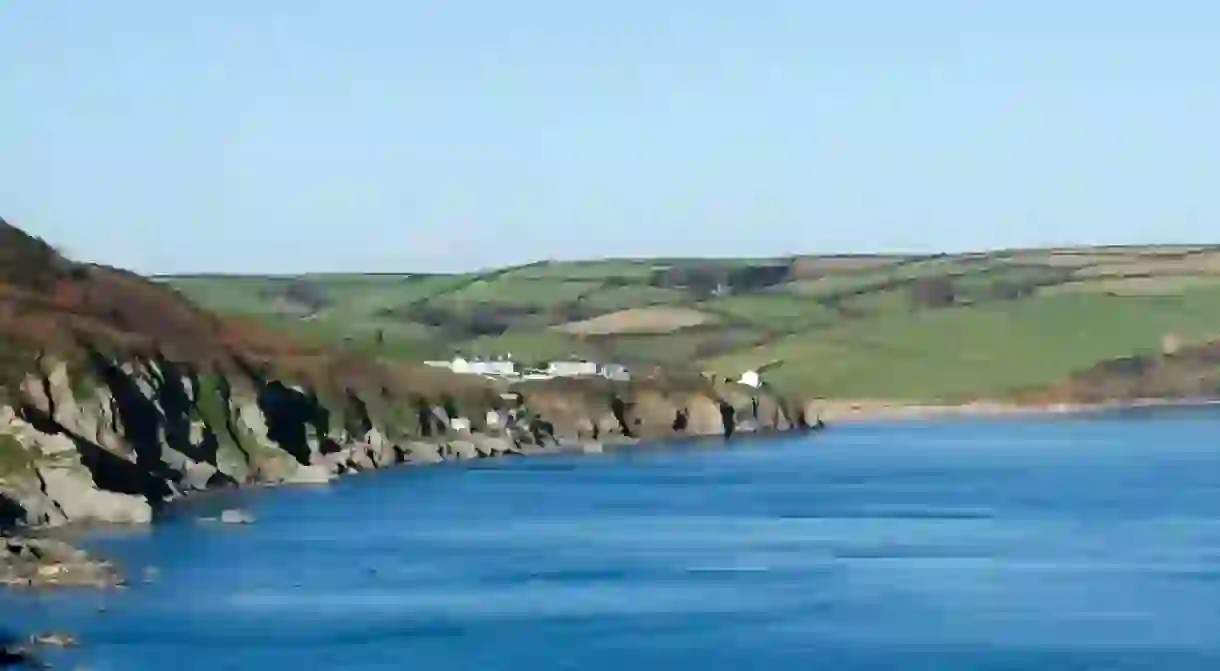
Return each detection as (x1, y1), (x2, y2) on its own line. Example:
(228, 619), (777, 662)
(3, 2), (1219, 274)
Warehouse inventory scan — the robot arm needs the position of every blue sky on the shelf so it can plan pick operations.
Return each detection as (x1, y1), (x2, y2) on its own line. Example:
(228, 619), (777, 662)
(2, 2), (1219, 274)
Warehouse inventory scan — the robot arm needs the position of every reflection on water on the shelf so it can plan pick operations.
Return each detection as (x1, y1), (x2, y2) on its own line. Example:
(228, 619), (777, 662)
(6, 411), (1220, 669)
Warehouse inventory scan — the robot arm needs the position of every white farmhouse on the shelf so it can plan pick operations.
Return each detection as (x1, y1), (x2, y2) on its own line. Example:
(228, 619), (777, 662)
(485, 409), (504, 429)
(546, 360), (599, 377)
(467, 358), (517, 377)
(425, 356), (518, 377)
(600, 363), (630, 381)
(738, 370), (762, 388)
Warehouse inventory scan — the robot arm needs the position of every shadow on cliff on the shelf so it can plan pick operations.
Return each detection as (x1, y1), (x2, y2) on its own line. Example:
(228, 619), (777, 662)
(80, 345), (174, 478)
(609, 395), (634, 438)
(232, 355), (337, 466)
(149, 352), (220, 466)
(0, 493), (27, 532)
(345, 389), (374, 437)
(16, 401), (172, 505)
(413, 395), (439, 438)
(81, 345), (236, 489)
(671, 407), (689, 432)
(717, 398), (736, 439)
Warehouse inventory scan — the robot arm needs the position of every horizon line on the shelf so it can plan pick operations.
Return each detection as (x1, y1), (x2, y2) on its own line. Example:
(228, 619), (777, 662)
(148, 241), (1220, 280)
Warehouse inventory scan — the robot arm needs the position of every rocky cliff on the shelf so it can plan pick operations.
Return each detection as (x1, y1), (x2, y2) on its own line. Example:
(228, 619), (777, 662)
(0, 219), (796, 534)
(0, 352), (795, 531)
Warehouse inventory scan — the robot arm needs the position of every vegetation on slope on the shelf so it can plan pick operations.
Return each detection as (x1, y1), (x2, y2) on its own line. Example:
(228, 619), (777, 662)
(0, 219), (510, 416)
(161, 245), (1220, 403)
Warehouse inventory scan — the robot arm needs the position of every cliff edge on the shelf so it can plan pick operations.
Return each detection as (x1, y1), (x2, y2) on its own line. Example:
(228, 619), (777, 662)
(0, 218), (797, 535)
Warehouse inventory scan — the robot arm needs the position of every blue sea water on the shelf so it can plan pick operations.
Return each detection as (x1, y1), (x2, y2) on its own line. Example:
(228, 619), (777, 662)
(7, 411), (1220, 670)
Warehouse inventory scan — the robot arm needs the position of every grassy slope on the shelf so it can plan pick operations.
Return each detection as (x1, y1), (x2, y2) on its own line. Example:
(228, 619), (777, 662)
(161, 246), (1220, 401)
(709, 289), (1220, 401)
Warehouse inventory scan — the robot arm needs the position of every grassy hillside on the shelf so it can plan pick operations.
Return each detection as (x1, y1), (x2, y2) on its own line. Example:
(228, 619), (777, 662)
(160, 245), (1220, 402)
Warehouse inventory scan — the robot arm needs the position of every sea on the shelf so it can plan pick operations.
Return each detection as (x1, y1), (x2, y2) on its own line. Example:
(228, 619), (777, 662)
(7, 408), (1220, 670)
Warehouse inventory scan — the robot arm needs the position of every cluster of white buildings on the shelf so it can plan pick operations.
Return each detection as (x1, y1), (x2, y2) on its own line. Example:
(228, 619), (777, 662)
(424, 354), (765, 390)
(423, 355), (631, 382)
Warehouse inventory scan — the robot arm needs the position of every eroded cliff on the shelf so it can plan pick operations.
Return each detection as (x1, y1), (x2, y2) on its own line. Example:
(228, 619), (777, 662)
(0, 219), (798, 535)
(0, 353), (793, 531)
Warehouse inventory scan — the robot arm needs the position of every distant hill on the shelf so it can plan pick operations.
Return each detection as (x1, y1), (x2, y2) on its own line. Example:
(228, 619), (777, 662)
(1, 216), (796, 534)
(160, 245), (1220, 403)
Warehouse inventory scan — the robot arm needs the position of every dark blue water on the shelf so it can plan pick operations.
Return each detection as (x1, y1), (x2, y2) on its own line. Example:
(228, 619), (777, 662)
(8, 412), (1220, 670)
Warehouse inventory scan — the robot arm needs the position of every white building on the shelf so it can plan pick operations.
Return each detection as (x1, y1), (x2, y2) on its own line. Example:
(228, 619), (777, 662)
(547, 360), (599, 377)
(600, 363), (630, 381)
(424, 356), (518, 377)
(485, 409), (504, 429)
(738, 370), (762, 388)
(470, 358), (517, 377)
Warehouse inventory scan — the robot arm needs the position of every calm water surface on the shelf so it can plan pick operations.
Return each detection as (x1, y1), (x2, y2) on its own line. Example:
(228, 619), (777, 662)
(7, 411), (1220, 670)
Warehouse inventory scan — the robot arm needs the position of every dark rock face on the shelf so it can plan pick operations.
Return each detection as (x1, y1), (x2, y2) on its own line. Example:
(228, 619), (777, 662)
(255, 381), (327, 466)
(671, 408), (689, 432)
(87, 349), (168, 474)
(717, 399), (736, 439)
(0, 495), (25, 533)
(1, 345), (797, 552)
(16, 402), (171, 505)
(413, 397), (440, 437)
(609, 396), (633, 438)
(345, 390), (374, 436)
(795, 407), (811, 430)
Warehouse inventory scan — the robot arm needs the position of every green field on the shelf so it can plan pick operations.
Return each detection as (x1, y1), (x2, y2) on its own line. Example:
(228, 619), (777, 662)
(708, 288), (1220, 401)
(160, 244), (1220, 401)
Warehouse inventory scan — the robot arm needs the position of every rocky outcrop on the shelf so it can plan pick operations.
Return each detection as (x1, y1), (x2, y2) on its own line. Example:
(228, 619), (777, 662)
(0, 352), (794, 533)
(0, 218), (804, 602)
(1, 536), (123, 589)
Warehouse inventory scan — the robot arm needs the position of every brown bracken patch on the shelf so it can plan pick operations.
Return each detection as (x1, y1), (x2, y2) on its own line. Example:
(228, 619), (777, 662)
(0, 218), (495, 400)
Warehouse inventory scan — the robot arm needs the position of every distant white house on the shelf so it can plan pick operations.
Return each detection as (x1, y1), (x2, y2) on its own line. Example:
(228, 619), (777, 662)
(485, 409), (504, 429)
(738, 370), (762, 388)
(600, 363), (630, 381)
(424, 355), (518, 378)
(471, 358), (517, 377)
(432, 355), (627, 382)
(547, 360), (599, 377)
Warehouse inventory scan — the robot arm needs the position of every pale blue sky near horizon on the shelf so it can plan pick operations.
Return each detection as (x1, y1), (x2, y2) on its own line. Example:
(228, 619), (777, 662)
(3, 2), (1219, 275)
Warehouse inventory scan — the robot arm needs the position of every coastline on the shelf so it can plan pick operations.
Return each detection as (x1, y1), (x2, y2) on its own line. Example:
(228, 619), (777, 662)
(808, 397), (1220, 424)
(7, 395), (1217, 592)
(0, 432), (670, 591)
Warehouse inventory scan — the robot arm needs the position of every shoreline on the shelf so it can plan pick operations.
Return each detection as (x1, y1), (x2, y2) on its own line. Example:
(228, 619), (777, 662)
(808, 397), (1220, 424)
(0, 433), (645, 587)
(26, 427), (795, 532)
(11, 397), (1217, 534)
(7, 396), (1218, 591)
